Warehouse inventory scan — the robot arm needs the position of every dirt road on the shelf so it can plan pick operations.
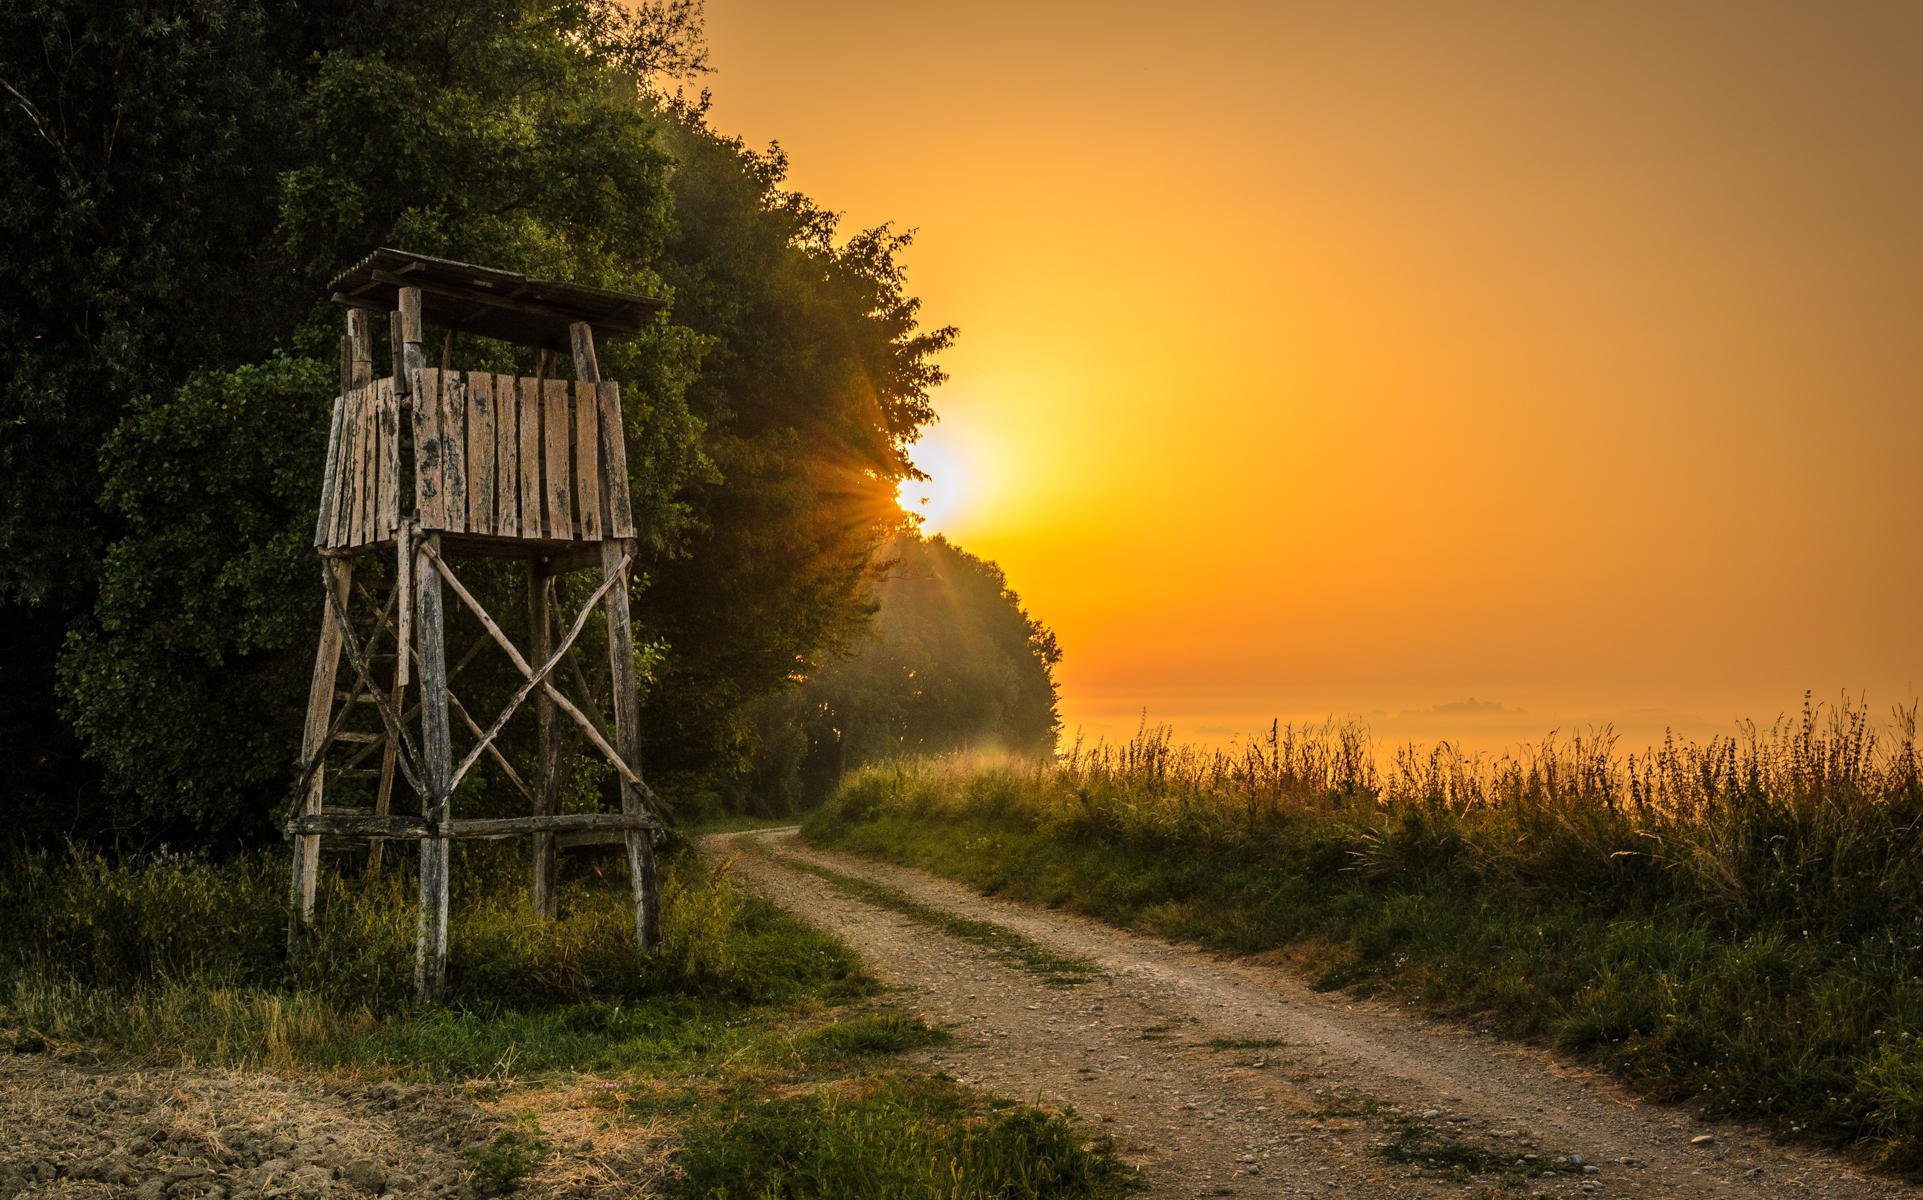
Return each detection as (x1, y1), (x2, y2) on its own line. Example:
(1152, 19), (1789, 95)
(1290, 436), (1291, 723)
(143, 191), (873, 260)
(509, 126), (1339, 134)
(713, 827), (1916, 1200)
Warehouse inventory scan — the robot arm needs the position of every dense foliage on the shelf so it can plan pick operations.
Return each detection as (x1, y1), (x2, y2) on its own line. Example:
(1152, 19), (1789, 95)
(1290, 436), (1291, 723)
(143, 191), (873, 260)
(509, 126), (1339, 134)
(1, 0), (948, 841)
(808, 697), (1923, 1170)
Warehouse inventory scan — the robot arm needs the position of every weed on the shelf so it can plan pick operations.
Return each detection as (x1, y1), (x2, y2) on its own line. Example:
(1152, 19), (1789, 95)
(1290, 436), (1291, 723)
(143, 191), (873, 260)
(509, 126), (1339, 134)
(796, 1010), (946, 1060)
(464, 1126), (549, 1195)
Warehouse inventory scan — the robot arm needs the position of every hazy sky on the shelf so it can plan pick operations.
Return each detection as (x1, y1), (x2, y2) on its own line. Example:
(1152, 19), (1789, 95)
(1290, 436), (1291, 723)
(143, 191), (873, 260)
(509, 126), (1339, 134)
(701, 1), (1922, 748)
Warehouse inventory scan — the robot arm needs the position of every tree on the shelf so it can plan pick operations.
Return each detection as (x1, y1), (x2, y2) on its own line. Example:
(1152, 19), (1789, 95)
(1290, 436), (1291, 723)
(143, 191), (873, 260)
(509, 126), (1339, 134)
(633, 114), (954, 804)
(753, 533), (1063, 811)
(25, 1), (947, 843)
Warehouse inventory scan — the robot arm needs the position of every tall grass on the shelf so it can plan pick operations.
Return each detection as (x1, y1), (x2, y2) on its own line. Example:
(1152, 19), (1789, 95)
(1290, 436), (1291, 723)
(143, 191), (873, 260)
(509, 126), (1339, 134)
(807, 695), (1923, 1169)
(0, 842), (862, 1070)
(0, 842), (1137, 1196)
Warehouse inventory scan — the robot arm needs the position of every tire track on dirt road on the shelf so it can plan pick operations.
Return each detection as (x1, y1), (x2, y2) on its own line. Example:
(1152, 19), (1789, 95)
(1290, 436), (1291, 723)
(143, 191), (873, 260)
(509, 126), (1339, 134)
(710, 828), (1915, 1200)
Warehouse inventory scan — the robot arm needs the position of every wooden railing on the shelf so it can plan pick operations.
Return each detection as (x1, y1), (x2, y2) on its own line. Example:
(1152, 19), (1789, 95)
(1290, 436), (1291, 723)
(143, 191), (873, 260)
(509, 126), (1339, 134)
(314, 367), (635, 550)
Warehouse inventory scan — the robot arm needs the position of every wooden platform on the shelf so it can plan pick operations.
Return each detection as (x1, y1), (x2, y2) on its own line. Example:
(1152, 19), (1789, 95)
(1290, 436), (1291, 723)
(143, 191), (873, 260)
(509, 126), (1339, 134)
(315, 369), (634, 551)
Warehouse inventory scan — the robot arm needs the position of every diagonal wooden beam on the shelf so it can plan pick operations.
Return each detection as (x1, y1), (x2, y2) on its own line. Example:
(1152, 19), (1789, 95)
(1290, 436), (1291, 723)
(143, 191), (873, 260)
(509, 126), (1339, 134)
(447, 687), (535, 803)
(321, 569), (426, 800)
(445, 555), (629, 794)
(421, 541), (641, 787)
(561, 642), (615, 745)
(288, 583), (399, 814)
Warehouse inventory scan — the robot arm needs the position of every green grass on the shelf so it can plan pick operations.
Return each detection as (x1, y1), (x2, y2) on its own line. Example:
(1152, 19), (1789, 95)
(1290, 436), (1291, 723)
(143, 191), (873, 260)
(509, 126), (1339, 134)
(677, 1073), (1136, 1200)
(766, 849), (1101, 986)
(796, 1010), (948, 1060)
(803, 697), (1923, 1173)
(0, 841), (1134, 1196)
(1201, 1036), (1286, 1052)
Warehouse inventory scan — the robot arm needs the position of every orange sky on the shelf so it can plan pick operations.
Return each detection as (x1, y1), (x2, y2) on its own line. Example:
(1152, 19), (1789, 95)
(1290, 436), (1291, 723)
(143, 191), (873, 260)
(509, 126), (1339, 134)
(701, 1), (1923, 749)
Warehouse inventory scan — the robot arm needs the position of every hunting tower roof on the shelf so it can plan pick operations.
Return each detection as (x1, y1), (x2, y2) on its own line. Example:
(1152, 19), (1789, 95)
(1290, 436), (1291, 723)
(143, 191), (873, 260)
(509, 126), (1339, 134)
(328, 248), (665, 350)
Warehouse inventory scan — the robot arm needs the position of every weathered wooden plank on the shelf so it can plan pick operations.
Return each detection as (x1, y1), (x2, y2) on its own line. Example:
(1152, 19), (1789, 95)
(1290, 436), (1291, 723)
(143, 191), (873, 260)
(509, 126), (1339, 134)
(327, 387), (351, 548)
(341, 385), (362, 546)
(333, 386), (362, 547)
(602, 538), (659, 950)
(394, 524), (413, 689)
(569, 320), (600, 382)
(495, 373), (519, 537)
(542, 378), (574, 540)
(519, 376), (544, 538)
(530, 567), (559, 919)
(376, 377), (401, 538)
(291, 811), (658, 840)
(569, 322), (611, 542)
(439, 370), (468, 533)
(289, 558), (354, 942)
(349, 310), (376, 385)
(598, 382), (636, 538)
(394, 288), (423, 396)
(414, 368), (446, 529)
(315, 385), (348, 548)
(465, 372), (496, 535)
(456, 813), (659, 838)
(572, 381), (602, 541)
(352, 381), (377, 545)
(414, 533), (452, 1001)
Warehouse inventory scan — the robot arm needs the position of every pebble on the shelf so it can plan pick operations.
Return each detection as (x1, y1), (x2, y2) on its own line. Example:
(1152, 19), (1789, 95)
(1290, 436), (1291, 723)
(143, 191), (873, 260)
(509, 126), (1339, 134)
(1690, 1134), (1717, 1146)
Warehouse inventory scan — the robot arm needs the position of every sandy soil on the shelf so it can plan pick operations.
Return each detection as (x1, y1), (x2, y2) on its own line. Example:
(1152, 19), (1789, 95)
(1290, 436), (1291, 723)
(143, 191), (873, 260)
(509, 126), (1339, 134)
(0, 1053), (671, 1199)
(0, 1058), (487, 1199)
(712, 827), (1922, 1200)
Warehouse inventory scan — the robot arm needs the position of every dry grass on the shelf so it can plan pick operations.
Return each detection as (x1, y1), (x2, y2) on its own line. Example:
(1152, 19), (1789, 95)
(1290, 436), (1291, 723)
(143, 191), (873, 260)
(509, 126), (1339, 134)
(808, 693), (1923, 1170)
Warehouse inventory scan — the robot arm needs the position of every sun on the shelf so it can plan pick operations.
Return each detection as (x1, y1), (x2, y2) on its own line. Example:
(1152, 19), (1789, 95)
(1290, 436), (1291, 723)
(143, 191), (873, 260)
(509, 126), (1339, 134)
(896, 435), (966, 533)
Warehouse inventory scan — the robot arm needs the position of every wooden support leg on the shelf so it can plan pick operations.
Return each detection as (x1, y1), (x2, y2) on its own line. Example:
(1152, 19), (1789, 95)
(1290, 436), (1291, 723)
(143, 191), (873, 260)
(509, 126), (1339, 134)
(414, 533), (453, 1000)
(529, 563), (562, 920)
(368, 530), (413, 878)
(601, 538), (658, 950)
(290, 556), (354, 951)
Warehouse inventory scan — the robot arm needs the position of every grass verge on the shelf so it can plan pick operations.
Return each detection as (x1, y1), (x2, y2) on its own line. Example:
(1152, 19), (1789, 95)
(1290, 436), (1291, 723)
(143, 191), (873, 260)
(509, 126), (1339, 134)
(0, 841), (1135, 1196)
(803, 700), (1923, 1173)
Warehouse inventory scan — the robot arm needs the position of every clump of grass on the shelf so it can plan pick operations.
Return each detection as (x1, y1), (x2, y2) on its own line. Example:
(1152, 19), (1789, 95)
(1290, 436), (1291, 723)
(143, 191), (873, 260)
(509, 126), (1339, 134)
(675, 1074), (1137, 1199)
(796, 1011), (946, 1061)
(1374, 1118), (1578, 1182)
(805, 694), (1923, 1172)
(465, 1125), (550, 1195)
(1202, 1036), (1286, 1051)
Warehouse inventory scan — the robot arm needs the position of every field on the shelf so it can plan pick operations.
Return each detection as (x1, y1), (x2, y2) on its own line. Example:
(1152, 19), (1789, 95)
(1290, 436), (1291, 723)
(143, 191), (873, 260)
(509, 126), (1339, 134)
(0, 839), (1131, 1198)
(805, 696), (1923, 1171)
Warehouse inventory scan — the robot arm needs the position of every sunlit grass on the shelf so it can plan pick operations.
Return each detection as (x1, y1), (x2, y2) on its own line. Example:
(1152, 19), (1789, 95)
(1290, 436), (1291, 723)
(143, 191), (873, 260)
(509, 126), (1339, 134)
(0, 842), (1135, 1195)
(805, 694), (1923, 1171)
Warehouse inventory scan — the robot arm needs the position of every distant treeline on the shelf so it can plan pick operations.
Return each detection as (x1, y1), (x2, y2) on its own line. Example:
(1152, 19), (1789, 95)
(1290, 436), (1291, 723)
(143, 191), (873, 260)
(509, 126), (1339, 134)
(0, 0), (1054, 845)
(747, 534), (1063, 813)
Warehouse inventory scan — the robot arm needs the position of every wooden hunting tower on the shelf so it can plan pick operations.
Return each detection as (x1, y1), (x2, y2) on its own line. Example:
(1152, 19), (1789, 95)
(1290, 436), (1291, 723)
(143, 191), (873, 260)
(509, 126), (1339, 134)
(288, 249), (664, 999)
